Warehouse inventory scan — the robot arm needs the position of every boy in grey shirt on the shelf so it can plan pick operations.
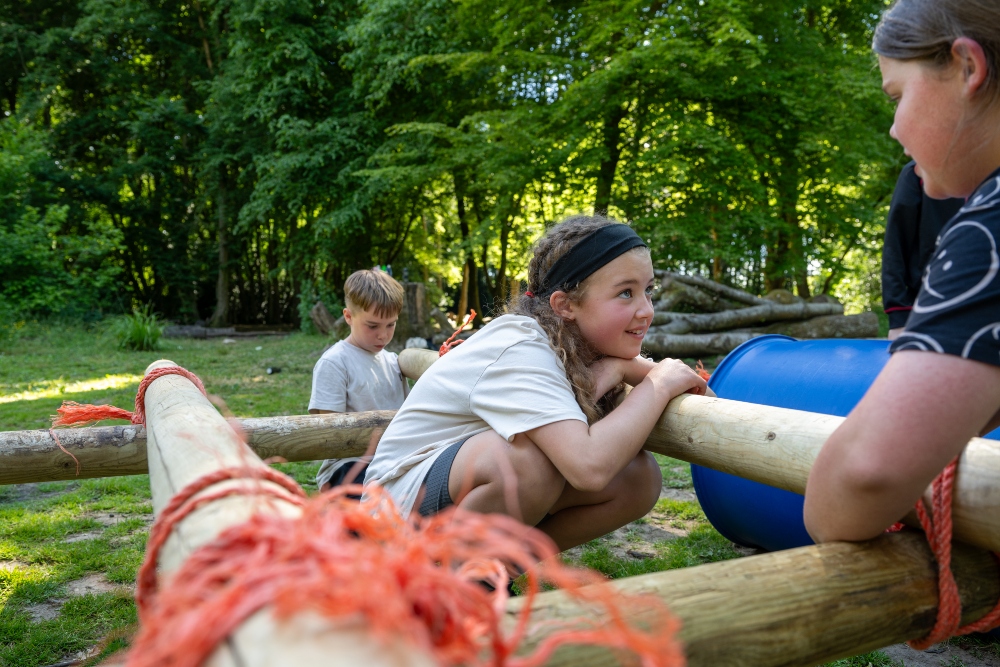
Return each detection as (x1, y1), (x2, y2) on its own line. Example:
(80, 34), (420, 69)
(309, 269), (409, 490)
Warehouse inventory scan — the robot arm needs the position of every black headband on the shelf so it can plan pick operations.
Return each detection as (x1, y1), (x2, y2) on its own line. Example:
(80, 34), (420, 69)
(538, 224), (647, 296)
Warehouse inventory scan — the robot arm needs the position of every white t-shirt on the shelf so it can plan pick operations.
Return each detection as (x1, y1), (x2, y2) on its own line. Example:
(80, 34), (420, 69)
(309, 339), (409, 486)
(364, 314), (588, 516)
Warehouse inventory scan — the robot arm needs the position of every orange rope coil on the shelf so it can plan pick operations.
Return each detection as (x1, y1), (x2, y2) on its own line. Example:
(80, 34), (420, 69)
(906, 459), (1000, 649)
(127, 481), (684, 667)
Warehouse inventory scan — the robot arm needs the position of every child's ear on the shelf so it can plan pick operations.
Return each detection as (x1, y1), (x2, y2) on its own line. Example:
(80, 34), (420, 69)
(343, 308), (353, 325)
(952, 37), (988, 96)
(549, 291), (575, 320)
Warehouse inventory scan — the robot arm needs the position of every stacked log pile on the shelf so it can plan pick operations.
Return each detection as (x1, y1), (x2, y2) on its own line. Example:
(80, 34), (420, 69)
(643, 270), (879, 358)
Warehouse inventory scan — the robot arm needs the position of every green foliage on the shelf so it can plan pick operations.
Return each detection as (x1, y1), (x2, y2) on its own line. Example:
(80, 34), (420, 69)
(110, 305), (164, 351)
(0, 122), (123, 320)
(1, 0), (905, 326)
(297, 278), (344, 335)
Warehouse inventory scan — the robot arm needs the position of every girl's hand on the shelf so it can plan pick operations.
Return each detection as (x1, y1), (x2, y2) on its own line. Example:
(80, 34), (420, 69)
(590, 356), (631, 397)
(644, 358), (708, 401)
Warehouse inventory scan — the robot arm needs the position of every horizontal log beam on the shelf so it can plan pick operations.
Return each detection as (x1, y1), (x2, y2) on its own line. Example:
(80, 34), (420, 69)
(649, 302), (843, 335)
(0, 411), (393, 486)
(508, 531), (1000, 667)
(645, 395), (1000, 553)
(5, 391), (1000, 553)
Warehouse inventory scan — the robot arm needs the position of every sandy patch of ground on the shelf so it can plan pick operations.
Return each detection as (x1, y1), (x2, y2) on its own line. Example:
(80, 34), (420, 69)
(83, 511), (153, 527)
(0, 560), (28, 572)
(23, 573), (134, 623)
(64, 530), (103, 543)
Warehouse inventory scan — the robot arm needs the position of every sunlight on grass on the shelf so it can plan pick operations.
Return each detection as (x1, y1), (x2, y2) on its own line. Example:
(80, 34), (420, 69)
(0, 374), (143, 404)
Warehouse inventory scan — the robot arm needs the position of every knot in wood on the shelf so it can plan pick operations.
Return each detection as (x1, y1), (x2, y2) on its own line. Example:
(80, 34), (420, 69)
(766, 431), (776, 441)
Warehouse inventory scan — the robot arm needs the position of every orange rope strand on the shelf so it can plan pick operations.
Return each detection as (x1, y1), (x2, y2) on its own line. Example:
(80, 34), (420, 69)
(127, 483), (684, 667)
(439, 310), (476, 356)
(907, 459), (1000, 649)
(51, 366), (206, 428)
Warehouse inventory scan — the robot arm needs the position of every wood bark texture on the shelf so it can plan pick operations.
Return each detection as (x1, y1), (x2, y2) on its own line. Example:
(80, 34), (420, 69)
(0, 411), (393, 485)
(649, 302), (843, 335)
(506, 531), (1000, 667)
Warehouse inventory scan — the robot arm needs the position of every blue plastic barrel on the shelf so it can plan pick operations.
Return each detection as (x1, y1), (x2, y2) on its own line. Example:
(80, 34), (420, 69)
(694, 335), (1000, 552)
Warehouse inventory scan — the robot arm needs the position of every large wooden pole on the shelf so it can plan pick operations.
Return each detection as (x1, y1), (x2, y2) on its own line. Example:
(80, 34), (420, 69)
(508, 531), (1000, 667)
(7, 355), (1000, 550)
(141, 360), (435, 667)
(644, 394), (1000, 553)
(0, 411), (392, 485)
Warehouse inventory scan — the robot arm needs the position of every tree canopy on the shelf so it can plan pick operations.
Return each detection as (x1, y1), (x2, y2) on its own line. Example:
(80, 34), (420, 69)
(0, 0), (902, 326)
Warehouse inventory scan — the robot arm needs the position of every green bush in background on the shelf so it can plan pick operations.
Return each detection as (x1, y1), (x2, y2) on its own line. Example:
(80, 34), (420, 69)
(111, 306), (165, 351)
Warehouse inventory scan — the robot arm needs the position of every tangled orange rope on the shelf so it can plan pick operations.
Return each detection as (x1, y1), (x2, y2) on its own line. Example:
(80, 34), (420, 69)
(906, 459), (1000, 649)
(48, 366), (208, 476)
(127, 477), (684, 667)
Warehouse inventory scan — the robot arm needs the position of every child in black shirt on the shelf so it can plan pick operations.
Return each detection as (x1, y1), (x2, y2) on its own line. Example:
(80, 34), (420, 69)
(881, 161), (963, 338)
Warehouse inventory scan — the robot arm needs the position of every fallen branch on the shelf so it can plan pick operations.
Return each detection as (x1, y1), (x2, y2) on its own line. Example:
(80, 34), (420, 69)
(643, 313), (880, 356)
(650, 302), (844, 335)
(655, 270), (767, 307)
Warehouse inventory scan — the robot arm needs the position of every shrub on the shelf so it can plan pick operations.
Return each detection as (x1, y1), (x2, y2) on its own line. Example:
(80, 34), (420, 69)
(112, 305), (164, 351)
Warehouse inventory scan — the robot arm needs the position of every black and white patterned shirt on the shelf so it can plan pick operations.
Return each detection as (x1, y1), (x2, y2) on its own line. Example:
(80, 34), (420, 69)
(890, 167), (1000, 367)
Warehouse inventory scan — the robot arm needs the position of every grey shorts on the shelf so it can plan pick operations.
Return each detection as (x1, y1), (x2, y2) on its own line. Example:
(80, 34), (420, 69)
(416, 438), (467, 517)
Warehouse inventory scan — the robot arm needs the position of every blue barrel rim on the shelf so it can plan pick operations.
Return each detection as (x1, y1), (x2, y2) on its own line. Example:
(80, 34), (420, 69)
(706, 334), (795, 393)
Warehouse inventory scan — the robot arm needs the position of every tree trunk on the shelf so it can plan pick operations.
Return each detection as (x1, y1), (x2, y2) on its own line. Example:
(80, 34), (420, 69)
(497, 217), (510, 304)
(594, 105), (626, 214)
(209, 178), (229, 327)
(655, 270), (765, 306)
(642, 313), (879, 357)
(457, 262), (470, 321)
(649, 302), (843, 335)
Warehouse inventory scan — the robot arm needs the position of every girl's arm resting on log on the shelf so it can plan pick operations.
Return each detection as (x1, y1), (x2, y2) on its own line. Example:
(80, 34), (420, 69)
(526, 358), (706, 493)
(804, 350), (1000, 543)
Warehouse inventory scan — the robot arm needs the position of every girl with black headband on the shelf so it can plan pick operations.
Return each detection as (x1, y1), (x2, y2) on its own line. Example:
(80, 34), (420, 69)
(365, 214), (708, 551)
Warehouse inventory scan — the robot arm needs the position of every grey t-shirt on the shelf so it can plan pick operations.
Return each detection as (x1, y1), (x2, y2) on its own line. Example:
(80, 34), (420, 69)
(309, 339), (409, 486)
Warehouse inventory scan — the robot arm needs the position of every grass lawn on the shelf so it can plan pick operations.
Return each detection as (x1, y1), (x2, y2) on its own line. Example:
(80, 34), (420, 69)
(0, 323), (934, 666)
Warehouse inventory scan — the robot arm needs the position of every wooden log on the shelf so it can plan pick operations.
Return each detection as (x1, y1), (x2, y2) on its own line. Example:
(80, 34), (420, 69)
(654, 270), (767, 306)
(0, 411), (393, 486)
(649, 302), (844, 335)
(654, 280), (741, 313)
(309, 301), (339, 336)
(761, 311), (879, 338)
(398, 348), (440, 383)
(507, 531), (1000, 667)
(8, 373), (1000, 552)
(643, 331), (758, 357)
(643, 314), (880, 357)
(645, 394), (1000, 553)
(142, 359), (435, 666)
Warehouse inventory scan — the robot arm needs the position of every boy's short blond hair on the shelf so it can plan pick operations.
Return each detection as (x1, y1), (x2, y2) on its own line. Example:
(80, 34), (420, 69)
(344, 270), (404, 318)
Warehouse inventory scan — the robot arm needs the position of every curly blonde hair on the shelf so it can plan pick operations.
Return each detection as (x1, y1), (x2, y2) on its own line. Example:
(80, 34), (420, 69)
(508, 214), (647, 423)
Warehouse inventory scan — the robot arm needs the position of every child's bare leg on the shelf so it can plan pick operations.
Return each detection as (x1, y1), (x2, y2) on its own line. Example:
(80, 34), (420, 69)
(448, 430), (567, 525)
(536, 451), (661, 551)
(449, 432), (662, 551)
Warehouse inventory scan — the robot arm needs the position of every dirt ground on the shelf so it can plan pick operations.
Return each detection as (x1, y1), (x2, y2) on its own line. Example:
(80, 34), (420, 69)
(882, 639), (1000, 667)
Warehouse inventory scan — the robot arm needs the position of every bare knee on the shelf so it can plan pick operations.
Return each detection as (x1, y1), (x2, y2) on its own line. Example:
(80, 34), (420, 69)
(451, 431), (566, 521)
(623, 451), (662, 517)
